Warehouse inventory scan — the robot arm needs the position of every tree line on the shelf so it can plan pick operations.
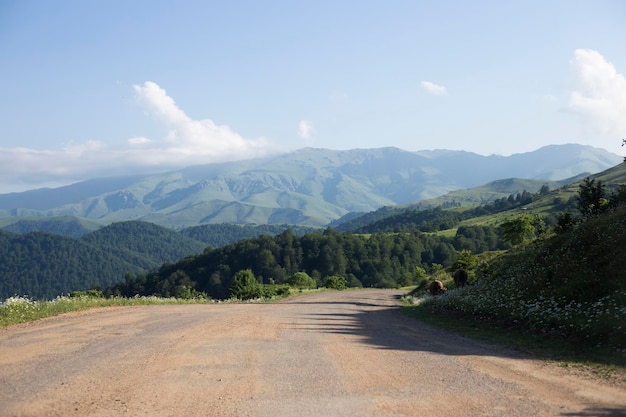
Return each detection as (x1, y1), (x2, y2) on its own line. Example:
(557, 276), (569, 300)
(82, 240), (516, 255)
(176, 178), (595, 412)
(104, 225), (510, 300)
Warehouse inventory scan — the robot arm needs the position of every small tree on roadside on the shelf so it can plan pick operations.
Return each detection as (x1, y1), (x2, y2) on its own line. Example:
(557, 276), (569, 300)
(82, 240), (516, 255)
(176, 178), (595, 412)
(325, 275), (346, 290)
(230, 269), (262, 300)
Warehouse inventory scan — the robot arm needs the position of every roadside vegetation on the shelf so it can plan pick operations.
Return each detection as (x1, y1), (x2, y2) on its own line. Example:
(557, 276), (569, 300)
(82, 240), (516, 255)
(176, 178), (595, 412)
(0, 293), (204, 327)
(0, 275), (337, 328)
(403, 177), (626, 379)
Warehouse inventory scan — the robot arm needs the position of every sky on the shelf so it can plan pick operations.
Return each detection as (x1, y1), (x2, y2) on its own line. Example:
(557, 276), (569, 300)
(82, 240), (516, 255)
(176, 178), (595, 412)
(1, 1), (625, 193)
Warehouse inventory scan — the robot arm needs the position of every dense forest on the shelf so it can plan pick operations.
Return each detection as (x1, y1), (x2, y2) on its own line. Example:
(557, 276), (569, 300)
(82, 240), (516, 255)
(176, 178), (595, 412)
(81, 221), (207, 267)
(179, 223), (318, 248)
(105, 225), (509, 300)
(0, 222), (207, 300)
(1, 217), (97, 238)
(0, 229), (145, 299)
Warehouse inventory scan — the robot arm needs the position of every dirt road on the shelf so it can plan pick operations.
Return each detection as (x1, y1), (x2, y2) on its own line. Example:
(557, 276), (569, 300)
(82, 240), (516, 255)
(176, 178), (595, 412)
(1, 290), (625, 417)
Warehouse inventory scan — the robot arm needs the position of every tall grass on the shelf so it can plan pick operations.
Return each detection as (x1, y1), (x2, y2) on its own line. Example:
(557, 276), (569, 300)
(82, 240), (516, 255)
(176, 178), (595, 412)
(0, 295), (213, 327)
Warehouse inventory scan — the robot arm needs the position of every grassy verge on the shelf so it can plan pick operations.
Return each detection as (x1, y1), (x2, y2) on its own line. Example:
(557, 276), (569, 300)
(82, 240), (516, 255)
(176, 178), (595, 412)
(0, 289), (311, 328)
(400, 299), (626, 385)
(0, 295), (217, 328)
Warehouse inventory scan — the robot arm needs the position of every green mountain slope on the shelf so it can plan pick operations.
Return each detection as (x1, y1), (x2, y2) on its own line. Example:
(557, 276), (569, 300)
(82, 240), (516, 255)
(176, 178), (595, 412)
(337, 162), (626, 234)
(416, 203), (626, 351)
(332, 176), (575, 232)
(456, 162), (626, 230)
(0, 220), (324, 300)
(0, 145), (619, 228)
(3, 163), (624, 301)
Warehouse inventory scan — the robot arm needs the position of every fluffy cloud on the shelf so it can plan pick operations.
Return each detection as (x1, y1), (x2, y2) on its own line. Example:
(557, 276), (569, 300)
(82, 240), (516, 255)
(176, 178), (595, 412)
(131, 81), (275, 161)
(0, 82), (282, 192)
(298, 120), (314, 146)
(568, 49), (626, 136)
(421, 81), (448, 96)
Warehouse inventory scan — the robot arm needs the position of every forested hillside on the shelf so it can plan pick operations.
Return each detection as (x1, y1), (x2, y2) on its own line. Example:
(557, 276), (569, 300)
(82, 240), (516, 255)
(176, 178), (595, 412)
(412, 199), (626, 350)
(0, 216), (100, 238)
(333, 179), (565, 232)
(81, 221), (207, 268)
(0, 229), (145, 300)
(104, 162), (626, 302)
(106, 225), (509, 300)
(345, 189), (544, 234)
(179, 223), (318, 248)
(0, 221), (207, 300)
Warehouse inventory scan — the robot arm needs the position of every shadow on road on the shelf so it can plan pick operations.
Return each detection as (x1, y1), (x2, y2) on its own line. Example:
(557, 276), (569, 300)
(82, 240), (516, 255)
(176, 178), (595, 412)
(281, 290), (527, 360)
(561, 408), (626, 417)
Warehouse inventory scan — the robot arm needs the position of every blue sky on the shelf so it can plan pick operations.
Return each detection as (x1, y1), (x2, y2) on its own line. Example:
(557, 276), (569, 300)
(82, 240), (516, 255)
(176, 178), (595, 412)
(1, 1), (625, 192)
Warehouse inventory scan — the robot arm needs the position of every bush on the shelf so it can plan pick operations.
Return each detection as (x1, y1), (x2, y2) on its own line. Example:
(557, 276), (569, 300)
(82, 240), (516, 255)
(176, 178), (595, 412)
(230, 269), (262, 300)
(287, 272), (317, 290)
(69, 289), (103, 298)
(260, 285), (291, 298)
(325, 275), (346, 290)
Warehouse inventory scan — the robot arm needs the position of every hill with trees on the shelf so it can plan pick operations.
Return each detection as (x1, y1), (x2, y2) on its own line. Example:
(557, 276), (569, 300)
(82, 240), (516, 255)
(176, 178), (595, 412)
(81, 221), (208, 269)
(331, 176), (579, 232)
(104, 228), (469, 300)
(0, 216), (101, 238)
(103, 161), (626, 304)
(407, 185), (626, 351)
(0, 221), (207, 300)
(3, 162), (625, 303)
(0, 229), (145, 300)
(179, 223), (318, 248)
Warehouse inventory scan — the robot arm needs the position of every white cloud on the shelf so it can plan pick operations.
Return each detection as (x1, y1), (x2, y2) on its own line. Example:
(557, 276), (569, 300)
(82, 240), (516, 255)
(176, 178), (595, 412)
(0, 81), (282, 192)
(132, 81), (275, 160)
(568, 49), (626, 137)
(128, 136), (151, 145)
(298, 120), (314, 146)
(421, 81), (448, 96)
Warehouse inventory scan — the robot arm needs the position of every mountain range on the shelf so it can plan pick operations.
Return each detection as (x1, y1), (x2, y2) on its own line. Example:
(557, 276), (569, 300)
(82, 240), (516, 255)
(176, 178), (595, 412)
(0, 144), (621, 228)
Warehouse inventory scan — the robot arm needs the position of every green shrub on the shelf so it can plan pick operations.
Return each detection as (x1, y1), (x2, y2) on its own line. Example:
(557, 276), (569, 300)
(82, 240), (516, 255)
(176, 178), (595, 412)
(287, 272), (317, 290)
(260, 284), (291, 298)
(230, 269), (263, 300)
(325, 275), (346, 290)
(69, 289), (103, 298)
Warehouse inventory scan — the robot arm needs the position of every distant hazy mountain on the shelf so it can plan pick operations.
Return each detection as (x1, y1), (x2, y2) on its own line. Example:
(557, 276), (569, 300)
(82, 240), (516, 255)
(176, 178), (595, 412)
(0, 144), (620, 228)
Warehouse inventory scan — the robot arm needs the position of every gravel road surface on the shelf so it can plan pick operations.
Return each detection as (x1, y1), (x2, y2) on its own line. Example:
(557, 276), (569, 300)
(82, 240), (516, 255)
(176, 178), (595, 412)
(1, 289), (625, 417)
